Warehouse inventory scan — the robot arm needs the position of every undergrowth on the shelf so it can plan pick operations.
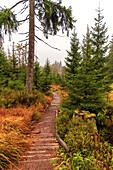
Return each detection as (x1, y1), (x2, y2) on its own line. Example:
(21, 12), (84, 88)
(53, 109), (113, 170)
(0, 89), (52, 169)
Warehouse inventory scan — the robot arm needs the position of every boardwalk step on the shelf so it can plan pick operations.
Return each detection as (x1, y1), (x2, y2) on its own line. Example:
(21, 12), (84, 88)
(22, 153), (54, 159)
(30, 145), (59, 150)
(20, 157), (56, 163)
(25, 150), (54, 155)
(32, 138), (57, 142)
(31, 143), (58, 146)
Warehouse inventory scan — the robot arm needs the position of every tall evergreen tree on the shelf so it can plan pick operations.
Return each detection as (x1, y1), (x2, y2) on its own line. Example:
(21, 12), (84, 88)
(65, 29), (81, 89)
(79, 25), (105, 112)
(65, 8), (112, 114)
(65, 30), (82, 109)
(65, 29), (81, 75)
(40, 58), (52, 92)
(90, 6), (112, 109)
(0, 0), (75, 93)
(91, 7), (109, 71)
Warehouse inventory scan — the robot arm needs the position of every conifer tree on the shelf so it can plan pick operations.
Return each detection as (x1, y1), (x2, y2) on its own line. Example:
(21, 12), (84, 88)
(90, 6), (112, 110)
(80, 26), (105, 112)
(65, 30), (81, 75)
(0, 0), (75, 93)
(65, 8), (112, 113)
(65, 30), (82, 109)
(0, 49), (10, 87)
(65, 30), (81, 88)
(40, 58), (52, 92)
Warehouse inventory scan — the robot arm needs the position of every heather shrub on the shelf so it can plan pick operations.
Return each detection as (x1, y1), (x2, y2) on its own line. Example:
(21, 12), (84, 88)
(0, 89), (48, 108)
(55, 109), (113, 169)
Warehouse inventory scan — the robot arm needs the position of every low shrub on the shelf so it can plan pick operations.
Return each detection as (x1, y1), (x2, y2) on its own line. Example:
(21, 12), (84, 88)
(56, 109), (73, 139)
(45, 91), (53, 98)
(0, 89), (48, 108)
(54, 109), (113, 169)
(32, 110), (40, 121)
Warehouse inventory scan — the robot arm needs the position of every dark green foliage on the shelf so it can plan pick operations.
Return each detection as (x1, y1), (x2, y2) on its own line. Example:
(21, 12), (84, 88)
(90, 7), (112, 93)
(6, 63), (26, 90)
(0, 47), (27, 90)
(0, 7), (19, 40)
(65, 29), (83, 110)
(32, 110), (40, 121)
(65, 30), (81, 75)
(0, 89), (47, 108)
(40, 59), (52, 92)
(52, 72), (63, 85)
(0, 0), (75, 93)
(0, 49), (11, 87)
(56, 109), (70, 139)
(33, 62), (41, 90)
(0, 0), (75, 40)
(79, 28), (107, 113)
(65, 30), (82, 103)
(36, 0), (75, 38)
(45, 91), (53, 98)
(65, 8), (112, 114)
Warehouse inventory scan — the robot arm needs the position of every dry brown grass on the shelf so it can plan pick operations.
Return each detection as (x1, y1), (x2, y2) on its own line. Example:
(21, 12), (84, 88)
(0, 91), (52, 169)
(51, 85), (68, 97)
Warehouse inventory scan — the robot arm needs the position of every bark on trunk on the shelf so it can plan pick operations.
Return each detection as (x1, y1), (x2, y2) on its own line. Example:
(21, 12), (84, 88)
(26, 0), (35, 93)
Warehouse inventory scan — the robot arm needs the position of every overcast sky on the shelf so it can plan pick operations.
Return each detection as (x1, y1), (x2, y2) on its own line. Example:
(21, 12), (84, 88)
(1, 0), (113, 66)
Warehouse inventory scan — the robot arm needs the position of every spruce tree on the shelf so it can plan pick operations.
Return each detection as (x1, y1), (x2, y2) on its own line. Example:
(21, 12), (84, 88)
(65, 30), (81, 75)
(40, 58), (52, 92)
(65, 29), (81, 88)
(0, 0), (75, 93)
(0, 49), (10, 87)
(66, 26), (96, 111)
(79, 26), (106, 112)
(65, 8), (113, 114)
(90, 7), (112, 111)
(65, 30), (82, 109)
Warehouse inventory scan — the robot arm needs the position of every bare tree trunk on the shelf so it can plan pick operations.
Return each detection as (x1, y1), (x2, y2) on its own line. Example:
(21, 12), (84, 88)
(26, 0), (35, 93)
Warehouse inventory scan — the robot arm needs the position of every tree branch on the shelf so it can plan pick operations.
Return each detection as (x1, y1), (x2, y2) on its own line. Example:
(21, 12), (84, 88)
(35, 35), (61, 51)
(18, 14), (29, 23)
(19, 38), (29, 42)
(34, 55), (38, 59)
(19, 32), (29, 35)
(18, 4), (29, 15)
(35, 25), (66, 38)
(10, 0), (28, 10)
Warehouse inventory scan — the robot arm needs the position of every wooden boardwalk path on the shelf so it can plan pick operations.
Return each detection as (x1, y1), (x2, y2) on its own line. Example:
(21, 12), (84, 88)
(15, 92), (60, 170)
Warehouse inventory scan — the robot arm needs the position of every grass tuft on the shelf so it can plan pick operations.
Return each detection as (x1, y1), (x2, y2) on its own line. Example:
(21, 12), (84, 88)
(0, 89), (52, 169)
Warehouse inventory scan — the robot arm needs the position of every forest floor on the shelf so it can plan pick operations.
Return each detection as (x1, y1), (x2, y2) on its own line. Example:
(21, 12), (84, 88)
(14, 92), (60, 170)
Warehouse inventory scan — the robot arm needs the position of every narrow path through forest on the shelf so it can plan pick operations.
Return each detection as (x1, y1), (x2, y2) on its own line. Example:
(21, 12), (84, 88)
(15, 92), (60, 170)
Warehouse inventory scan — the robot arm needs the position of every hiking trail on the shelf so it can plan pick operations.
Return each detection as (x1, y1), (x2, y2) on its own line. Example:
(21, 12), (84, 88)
(15, 92), (60, 170)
